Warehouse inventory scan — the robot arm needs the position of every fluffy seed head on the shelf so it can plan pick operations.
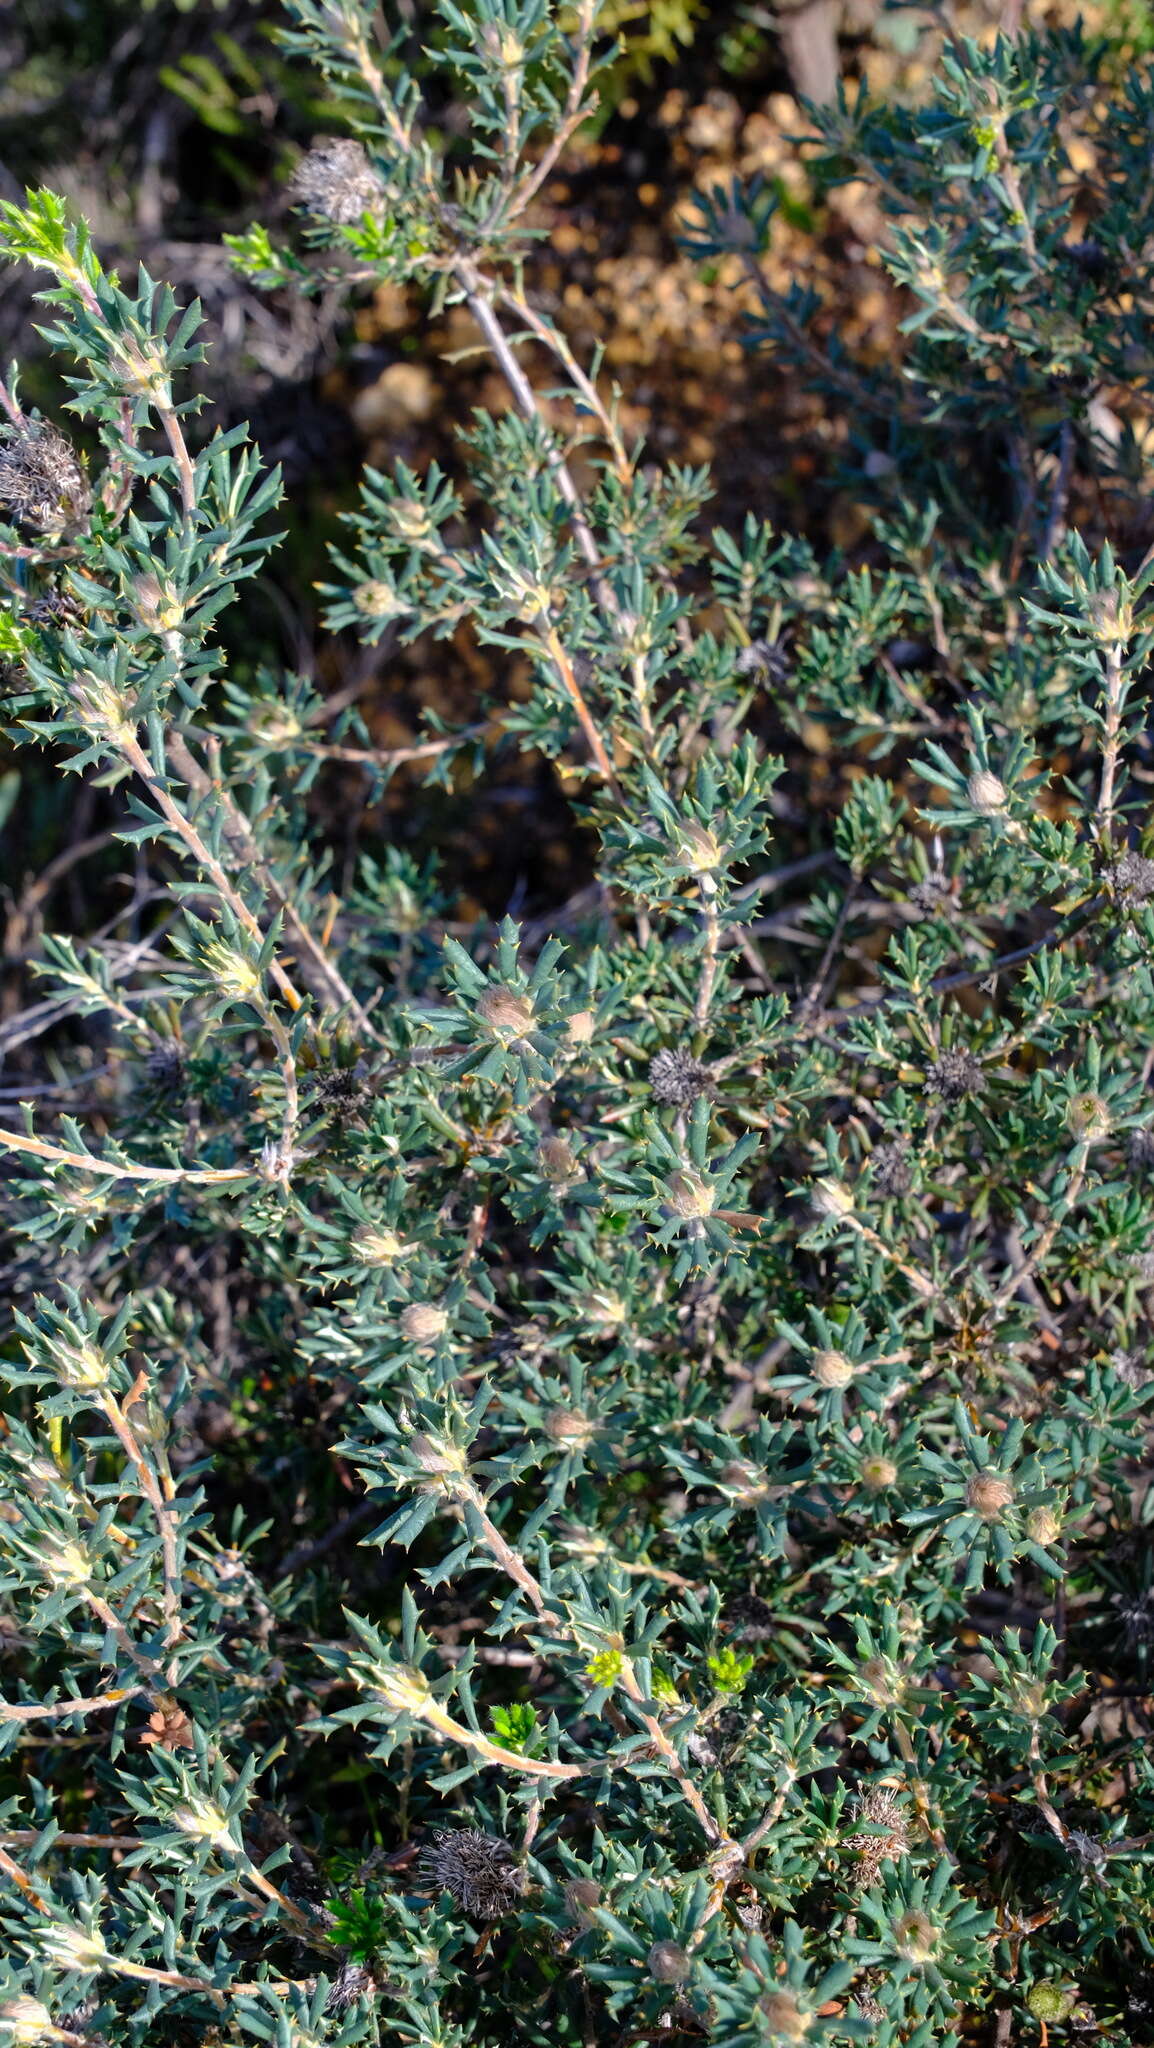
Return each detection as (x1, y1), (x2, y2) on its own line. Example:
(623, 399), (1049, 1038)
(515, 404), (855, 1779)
(566, 1009), (596, 1044)
(892, 1909), (938, 1963)
(665, 1168), (715, 1218)
(0, 421), (90, 532)
(290, 137), (387, 224)
(476, 985), (536, 1037)
(420, 1828), (524, 1919)
(966, 1470), (1015, 1520)
(647, 1940), (690, 1984)
(966, 768), (1008, 814)
(400, 1302), (448, 1347)
(538, 1134), (578, 1184)
(564, 1877), (601, 1928)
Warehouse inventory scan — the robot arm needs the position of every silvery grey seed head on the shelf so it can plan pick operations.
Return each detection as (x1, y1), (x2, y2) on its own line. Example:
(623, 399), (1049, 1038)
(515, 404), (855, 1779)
(290, 138), (387, 225)
(0, 421), (91, 532)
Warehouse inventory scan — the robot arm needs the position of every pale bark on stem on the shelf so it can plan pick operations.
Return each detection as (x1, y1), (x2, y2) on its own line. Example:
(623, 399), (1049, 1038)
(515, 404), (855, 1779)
(459, 1481), (727, 1845)
(539, 622), (623, 799)
(503, 0), (599, 219)
(1096, 638), (1128, 840)
(0, 1123), (250, 1186)
(99, 1374), (183, 1656)
(693, 896), (721, 1035)
(0, 1685), (146, 1724)
(163, 729), (375, 1031)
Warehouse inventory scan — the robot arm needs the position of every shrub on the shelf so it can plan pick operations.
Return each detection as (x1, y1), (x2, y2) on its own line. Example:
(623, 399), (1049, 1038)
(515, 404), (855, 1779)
(1, 7), (1154, 2045)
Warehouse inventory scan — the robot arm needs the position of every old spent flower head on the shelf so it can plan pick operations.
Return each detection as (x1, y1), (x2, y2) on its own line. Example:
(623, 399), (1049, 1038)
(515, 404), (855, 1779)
(290, 137), (388, 225)
(649, 1047), (712, 1107)
(420, 1828), (525, 1919)
(0, 419), (90, 532)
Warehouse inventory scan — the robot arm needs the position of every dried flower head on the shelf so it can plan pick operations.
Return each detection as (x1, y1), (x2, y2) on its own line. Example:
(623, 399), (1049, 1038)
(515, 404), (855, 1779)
(145, 1043), (185, 1095)
(420, 1828), (524, 1919)
(1128, 1128), (1154, 1174)
(325, 1959), (376, 2014)
(925, 1050), (984, 1103)
(1111, 849), (1154, 905)
(845, 1784), (910, 1884)
(649, 1047), (712, 1106)
(870, 1138), (913, 1197)
(290, 137), (387, 224)
(312, 1065), (373, 1123)
(907, 869), (955, 918)
(0, 420), (90, 532)
(723, 1590), (776, 1642)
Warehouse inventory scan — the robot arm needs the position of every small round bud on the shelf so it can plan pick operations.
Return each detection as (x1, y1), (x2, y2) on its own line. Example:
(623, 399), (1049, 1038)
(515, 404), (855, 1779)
(1065, 1092), (1111, 1140)
(966, 1471), (1015, 1520)
(757, 1989), (811, 2040)
(665, 1168), (715, 1218)
(966, 768), (1008, 814)
(1026, 1982), (1078, 2023)
(545, 1406), (594, 1446)
(564, 1878), (601, 1929)
(860, 1452), (899, 1493)
(811, 1178), (854, 1219)
(538, 1135), (578, 1184)
(476, 986), (537, 1037)
(1026, 1504), (1062, 1546)
(721, 1458), (768, 1503)
(386, 499), (436, 545)
(585, 1290), (627, 1330)
(400, 1302), (449, 1348)
(892, 1908), (938, 1964)
(673, 821), (723, 876)
(353, 579), (405, 620)
(811, 1348), (854, 1389)
(171, 1795), (234, 1849)
(647, 1940), (690, 1984)
(410, 1432), (466, 1476)
(859, 1656), (906, 1706)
